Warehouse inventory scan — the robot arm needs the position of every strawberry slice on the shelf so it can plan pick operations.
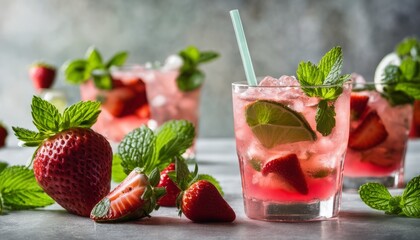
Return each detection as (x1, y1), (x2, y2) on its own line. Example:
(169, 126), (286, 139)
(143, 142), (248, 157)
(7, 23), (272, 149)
(90, 168), (164, 222)
(350, 93), (369, 120)
(348, 110), (388, 150)
(261, 154), (308, 195)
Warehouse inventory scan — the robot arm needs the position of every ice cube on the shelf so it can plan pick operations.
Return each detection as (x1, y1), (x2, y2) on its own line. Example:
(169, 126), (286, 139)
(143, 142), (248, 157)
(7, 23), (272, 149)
(151, 95), (167, 107)
(259, 75), (299, 87)
(162, 54), (183, 72)
(259, 76), (280, 86)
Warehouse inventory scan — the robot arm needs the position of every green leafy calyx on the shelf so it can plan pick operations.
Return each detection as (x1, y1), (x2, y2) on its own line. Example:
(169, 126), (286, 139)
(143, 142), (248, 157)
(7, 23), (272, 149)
(296, 46), (349, 136)
(12, 96), (100, 147)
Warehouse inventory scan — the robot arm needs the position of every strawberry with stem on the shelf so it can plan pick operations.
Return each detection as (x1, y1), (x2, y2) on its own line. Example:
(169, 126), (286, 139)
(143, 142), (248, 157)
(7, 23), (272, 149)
(13, 96), (113, 217)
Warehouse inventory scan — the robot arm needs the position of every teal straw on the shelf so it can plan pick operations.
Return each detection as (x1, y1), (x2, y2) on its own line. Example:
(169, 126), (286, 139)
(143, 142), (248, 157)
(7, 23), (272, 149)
(230, 9), (258, 86)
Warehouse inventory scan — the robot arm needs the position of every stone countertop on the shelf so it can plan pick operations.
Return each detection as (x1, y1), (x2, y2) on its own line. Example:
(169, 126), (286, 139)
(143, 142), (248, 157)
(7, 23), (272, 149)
(1, 139), (420, 240)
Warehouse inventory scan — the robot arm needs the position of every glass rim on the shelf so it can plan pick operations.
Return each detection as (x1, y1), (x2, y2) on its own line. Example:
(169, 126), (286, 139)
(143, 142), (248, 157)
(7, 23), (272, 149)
(232, 80), (352, 88)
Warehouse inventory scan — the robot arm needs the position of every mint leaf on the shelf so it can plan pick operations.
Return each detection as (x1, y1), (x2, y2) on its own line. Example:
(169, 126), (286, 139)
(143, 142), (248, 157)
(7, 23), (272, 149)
(400, 58), (418, 80)
(315, 100), (336, 136)
(359, 182), (392, 211)
(0, 162), (8, 173)
(118, 126), (156, 175)
(63, 59), (89, 84)
(0, 166), (54, 211)
(155, 120), (195, 165)
(177, 46), (219, 92)
(111, 154), (127, 183)
(396, 37), (420, 57)
(31, 96), (61, 135)
(387, 196), (403, 215)
(198, 51), (219, 63)
(402, 175), (420, 217)
(394, 82), (420, 99)
(106, 51), (128, 69)
(318, 46), (343, 85)
(297, 61), (324, 87)
(61, 100), (101, 129)
(11, 127), (46, 147)
(86, 47), (103, 69)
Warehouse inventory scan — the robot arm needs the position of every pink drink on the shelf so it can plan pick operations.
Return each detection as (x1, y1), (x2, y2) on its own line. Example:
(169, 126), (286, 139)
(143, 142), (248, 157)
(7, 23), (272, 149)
(232, 77), (351, 221)
(344, 83), (412, 188)
(141, 68), (200, 159)
(80, 66), (150, 142)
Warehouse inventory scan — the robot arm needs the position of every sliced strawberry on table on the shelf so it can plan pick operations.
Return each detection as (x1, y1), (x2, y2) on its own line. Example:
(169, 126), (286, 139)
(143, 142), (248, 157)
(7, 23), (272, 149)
(350, 93), (369, 120)
(261, 153), (308, 195)
(348, 110), (388, 150)
(29, 62), (56, 91)
(181, 180), (236, 223)
(157, 163), (180, 207)
(90, 167), (164, 222)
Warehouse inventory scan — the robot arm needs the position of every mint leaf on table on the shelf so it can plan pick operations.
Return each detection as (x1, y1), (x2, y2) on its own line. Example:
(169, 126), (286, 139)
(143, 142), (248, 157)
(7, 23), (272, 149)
(0, 162), (8, 173)
(296, 46), (349, 136)
(177, 46), (219, 92)
(116, 120), (195, 177)
(359, 175), (420, 218)
(63, 46), (128, 90)
(0, 165), (54, 213)
(111, 154), (127, 183)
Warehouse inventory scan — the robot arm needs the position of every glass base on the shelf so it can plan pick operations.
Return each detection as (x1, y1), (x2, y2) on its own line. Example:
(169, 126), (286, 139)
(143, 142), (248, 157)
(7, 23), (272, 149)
(343, 175), (403, 190)
(243, 194), (341, 222)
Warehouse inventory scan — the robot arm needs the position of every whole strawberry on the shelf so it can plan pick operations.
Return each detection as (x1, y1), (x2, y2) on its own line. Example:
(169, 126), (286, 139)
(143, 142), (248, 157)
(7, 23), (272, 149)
(181, 180), (235, 223)
(0, 122), (8, 148)
(173, 158), (235, 223)
(157, 163), (180, 207)
(29, 62), (56, 91)
(13, 96), (112, 217)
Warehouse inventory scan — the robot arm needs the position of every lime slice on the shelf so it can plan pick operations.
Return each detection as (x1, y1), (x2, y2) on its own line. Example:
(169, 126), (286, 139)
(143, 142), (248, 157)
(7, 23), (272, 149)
(245, 100), (317, 148)
(374, 52), (401, 92)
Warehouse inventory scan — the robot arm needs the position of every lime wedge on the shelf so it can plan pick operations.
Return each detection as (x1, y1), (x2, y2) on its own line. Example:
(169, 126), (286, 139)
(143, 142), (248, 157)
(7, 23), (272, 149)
(245, 100), (317, 148)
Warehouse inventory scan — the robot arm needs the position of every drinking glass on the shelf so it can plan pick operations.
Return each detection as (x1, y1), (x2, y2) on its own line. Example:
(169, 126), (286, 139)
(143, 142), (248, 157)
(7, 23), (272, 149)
(344, 82), (413, 188)
(232, 80), (351, 221)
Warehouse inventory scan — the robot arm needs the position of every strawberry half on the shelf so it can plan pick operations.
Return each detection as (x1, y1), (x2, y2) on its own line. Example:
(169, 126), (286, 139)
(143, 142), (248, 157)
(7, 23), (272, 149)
(157, 163), (180, 207)
(261, 154), (308, 195)
(348, 110), (388, 150)
(29, 62), (56, 91)
(350, 93), (369, 120)
(13, 97), (113, 217)
(181, 180), (236, 223)
(0, 122), (7, 148)
(91, 168), (164, 222)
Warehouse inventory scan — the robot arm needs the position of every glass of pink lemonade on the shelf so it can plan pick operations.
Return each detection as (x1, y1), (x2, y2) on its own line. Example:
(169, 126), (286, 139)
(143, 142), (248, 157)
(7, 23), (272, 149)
(80, 65), (150, 142)
(232, 75), (352, 221)
(140, 64), (200, 160)
(344, 81), (413, 188)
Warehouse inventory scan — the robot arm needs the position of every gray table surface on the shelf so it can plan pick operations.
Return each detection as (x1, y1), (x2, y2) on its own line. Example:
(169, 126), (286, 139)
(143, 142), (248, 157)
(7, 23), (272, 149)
(1, 138), (420, 240)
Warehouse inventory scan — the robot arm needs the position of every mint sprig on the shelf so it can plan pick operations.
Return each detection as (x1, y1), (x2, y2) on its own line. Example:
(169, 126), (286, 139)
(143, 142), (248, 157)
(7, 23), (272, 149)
(382, 37), (420, 105)
(116, 120), (195, 176)
(296, 46), (349, 136)
(359, 175), (420, 218)
(63, 46), (128, 90)
(0, 164), (54, 213)
(13, 96), (100, 147)
(177, 46), (219, 92)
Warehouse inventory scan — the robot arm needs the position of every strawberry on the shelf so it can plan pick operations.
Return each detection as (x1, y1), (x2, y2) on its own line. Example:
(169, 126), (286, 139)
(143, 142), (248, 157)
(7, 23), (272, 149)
(0, 122), (7, 148)
(91, 167), (164, 222)
(157, 163), (180, 207)
(261, 154), (308, 195)
(101, 84), (148, 118)
(13, 96), (113, 217)
(348, 110), (388, 150)
(350, 93), (369, 120)
(173, 158), (235, 222)
(181, 180), (236, 223)
(29, 62), (56, 91)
